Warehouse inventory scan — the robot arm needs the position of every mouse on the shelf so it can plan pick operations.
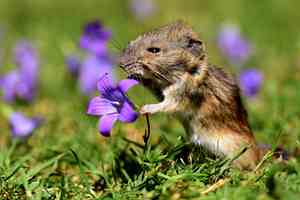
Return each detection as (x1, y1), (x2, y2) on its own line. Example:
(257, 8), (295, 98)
(119, 20), (262, 169)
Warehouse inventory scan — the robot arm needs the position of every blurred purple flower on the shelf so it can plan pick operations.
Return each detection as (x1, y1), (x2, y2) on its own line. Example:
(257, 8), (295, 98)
(0, 70), (19, 102)
(87, 74), (139, 137)
(239, 69), (263, 98)
(129, 0), (156, 22)
(218, 25), (252, 64)
(0, 41), (39, 102)
(79, 54), (114, 96)
(80, 20), (111, 56)
(9, 112), (42, 138)
(11, 41), (38, 101)
(65, 55), (81, 76)
(15, 41), (39, 85)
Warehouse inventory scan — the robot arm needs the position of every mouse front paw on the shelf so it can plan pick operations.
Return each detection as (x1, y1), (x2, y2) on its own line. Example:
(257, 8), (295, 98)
(140, 104), (159, 115)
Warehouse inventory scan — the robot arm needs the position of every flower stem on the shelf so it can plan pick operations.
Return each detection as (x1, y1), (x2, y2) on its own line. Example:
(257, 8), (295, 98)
(143, 114), (151, 153)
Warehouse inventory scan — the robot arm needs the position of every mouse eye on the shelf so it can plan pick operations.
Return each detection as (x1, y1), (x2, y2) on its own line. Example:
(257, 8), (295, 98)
(147, 47), (161, 53)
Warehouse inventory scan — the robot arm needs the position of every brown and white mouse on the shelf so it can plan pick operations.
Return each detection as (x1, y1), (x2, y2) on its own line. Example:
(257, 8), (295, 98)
(119, 21), (261, 169)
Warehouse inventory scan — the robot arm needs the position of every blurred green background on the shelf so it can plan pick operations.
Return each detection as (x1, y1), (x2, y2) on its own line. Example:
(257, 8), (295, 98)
(1, 0), (300, 199)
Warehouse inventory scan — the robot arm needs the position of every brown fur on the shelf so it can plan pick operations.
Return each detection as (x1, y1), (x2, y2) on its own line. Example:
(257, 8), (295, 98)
(119, 21), (260, 169)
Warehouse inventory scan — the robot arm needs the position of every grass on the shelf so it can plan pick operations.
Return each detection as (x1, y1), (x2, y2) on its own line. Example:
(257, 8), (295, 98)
(1, 0), (300, 199)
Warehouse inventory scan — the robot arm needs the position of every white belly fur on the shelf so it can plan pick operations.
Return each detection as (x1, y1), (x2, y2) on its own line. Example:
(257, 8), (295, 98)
(190, 126), (242, 158)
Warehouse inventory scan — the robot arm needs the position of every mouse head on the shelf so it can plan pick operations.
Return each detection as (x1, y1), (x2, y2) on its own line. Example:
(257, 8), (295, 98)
(119, 21), (207, 88)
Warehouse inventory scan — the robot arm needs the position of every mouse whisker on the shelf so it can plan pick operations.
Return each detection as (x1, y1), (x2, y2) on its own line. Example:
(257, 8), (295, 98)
(153, 71), (171, 83)
(155, 65), (179, 82)
(142, 62), (173, 83)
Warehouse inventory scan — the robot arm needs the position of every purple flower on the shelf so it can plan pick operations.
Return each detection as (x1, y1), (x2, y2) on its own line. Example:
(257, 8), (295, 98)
(15, 41), (39, 85)
(79, 54), (114, 96)
(0, 41), (39, 102)
(129, 0), (156, 22)
(87, 74), (139, 136)
(0, 70), (19, 102)
(80, 20), (111, 56)
(218, 25), (252, 64)
(65, 55), (81, 76)
(239, 69), (263, 98)
(9, 112), (42, 138)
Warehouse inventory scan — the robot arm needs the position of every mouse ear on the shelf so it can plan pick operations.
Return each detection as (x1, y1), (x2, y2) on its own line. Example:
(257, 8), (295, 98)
(185, 37), (205, 57)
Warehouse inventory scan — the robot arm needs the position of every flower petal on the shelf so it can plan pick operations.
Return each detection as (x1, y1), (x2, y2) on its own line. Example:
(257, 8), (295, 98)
(13, 41), (39, 102)
(118, 79), (139, 93)
(97, 73), (115, 96)
(79, 55), (114, 96)
(0, 70), (19, 102)
(87, 96), (117, 116)
(10, 112), (41, 138)
(218, 25), (251, 64)
(98, 113), (119, 137)
(239, 69), (263, 98)
(80, 20), (111, 55)
(80, 36), (107, 56)
(89, 42), (107, 57)
(118, 101), (138, 123)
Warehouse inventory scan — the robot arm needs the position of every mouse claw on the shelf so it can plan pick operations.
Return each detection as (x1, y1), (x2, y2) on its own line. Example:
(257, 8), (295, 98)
(140, 105), (151, 115)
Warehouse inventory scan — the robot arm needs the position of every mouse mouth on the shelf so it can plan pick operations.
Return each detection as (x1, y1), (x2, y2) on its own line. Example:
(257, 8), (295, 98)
(120, 62), (171, 100)
(120, 62), (146, 80)
(127, 73), (143, 81)
(120, 62), (174, 91)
